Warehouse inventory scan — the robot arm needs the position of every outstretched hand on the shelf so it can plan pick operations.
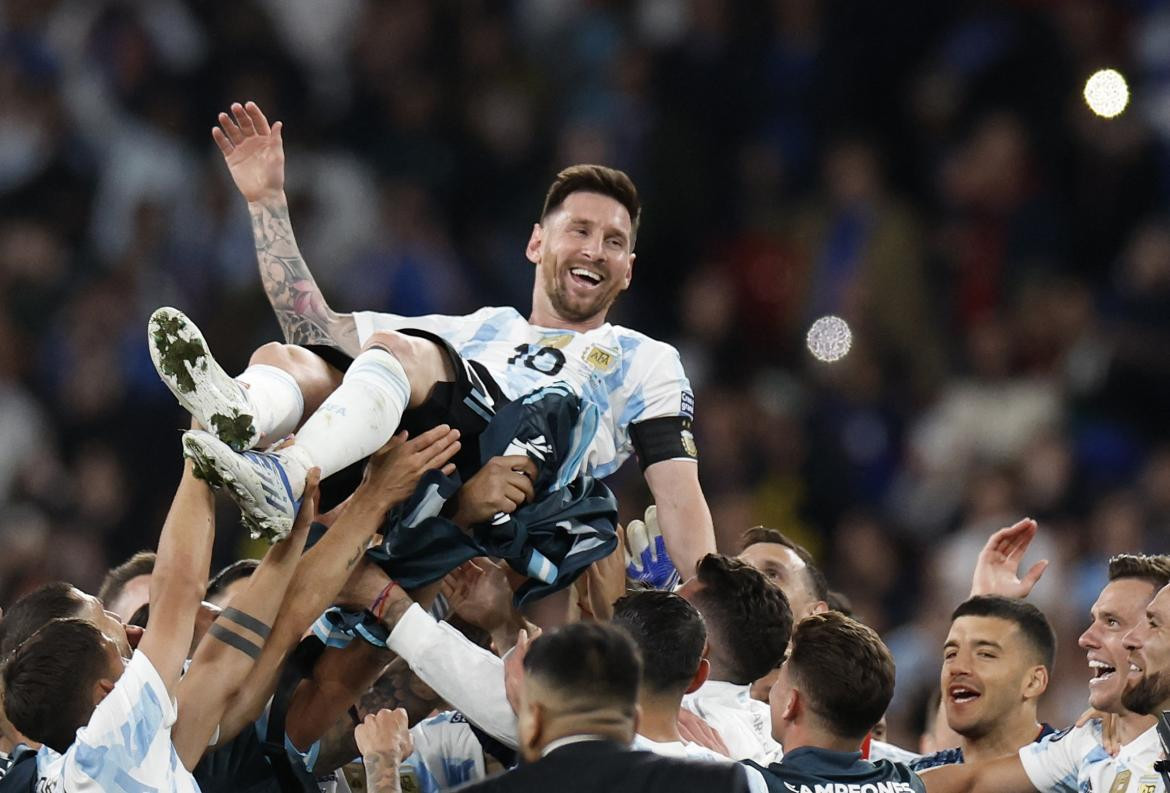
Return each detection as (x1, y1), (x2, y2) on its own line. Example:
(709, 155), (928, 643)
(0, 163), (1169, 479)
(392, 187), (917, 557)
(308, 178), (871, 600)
(212, 101), (286, 203)
(970, 518), (1049, 598)
(360, 426), (461, 511)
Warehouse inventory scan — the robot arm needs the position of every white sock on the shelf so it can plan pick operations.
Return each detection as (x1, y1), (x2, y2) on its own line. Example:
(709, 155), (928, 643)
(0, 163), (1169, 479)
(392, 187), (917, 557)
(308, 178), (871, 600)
(283, 348), (411, 495)
(236, 364), (305, 443)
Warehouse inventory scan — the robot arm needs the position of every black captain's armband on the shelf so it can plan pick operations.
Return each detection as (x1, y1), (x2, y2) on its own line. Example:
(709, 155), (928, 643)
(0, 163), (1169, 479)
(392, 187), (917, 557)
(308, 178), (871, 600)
(630, 415), (698, 470)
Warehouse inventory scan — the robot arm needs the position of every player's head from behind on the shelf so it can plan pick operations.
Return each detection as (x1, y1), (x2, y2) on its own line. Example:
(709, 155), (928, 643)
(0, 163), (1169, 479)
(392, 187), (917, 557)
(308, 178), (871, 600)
(612, 590), (708, 704)
(205, 558), (260, 608)
(942, 596), (1054, 740)
(677, 553), (793, 685)
(1079, 553), (1170, 713)
(738, 527), (830, 619)
(1122, 583), (1170, 715)
(518, 621), (642, 762)
(528, 165), (640, 329)
(770, 612), (895, 748)
(2, 618), (125, 754)
(0, 581), (136, 660)
(97, 550), (156, 621)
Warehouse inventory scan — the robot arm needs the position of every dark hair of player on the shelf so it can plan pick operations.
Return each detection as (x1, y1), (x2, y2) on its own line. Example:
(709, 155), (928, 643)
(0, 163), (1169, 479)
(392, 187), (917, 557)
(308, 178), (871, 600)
(951, 595), (1057, 670)
(2, 618), (114, 753)
(206, 558), (261, 602)
(523, 622), (642, 718)
(0, 582), (84, 658)
(612, 590), (706, 697)
(787, 612), (895, 740)
(97, 551), (156, 607)
(688, 553), (793, 684)
(541, 165), (642, 242)
(1107, 554), (1170, 590)
(740, 526), (832, 604)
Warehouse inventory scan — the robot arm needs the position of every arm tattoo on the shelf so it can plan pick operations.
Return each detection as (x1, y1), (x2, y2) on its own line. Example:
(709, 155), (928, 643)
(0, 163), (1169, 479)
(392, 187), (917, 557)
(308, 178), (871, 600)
(314, 657), (442, 773)
(222, 607), (271, 639)
(249, 200), (361, 355)
(208, 623), (263, 659)
(363, 751), (402, 793)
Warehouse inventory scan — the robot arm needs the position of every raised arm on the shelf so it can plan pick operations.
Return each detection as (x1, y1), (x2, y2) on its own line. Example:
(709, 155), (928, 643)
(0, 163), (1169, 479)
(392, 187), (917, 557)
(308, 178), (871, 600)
(643, 459), (717, 581)
(171, 471), (319, 768)
(138, 460), (216, 693)
(969, 518), (1049, 598)
(213, 101), (360, 355)
(213, 427), (460, 744)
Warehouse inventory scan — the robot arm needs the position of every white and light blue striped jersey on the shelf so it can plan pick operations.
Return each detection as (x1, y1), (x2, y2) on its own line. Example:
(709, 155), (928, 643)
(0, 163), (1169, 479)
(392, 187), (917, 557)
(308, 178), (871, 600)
(400, 710), (488, 792)
(1019, 721), (1164, 793)
(354, 307), (694, 479)
(34, 650), (199, 793)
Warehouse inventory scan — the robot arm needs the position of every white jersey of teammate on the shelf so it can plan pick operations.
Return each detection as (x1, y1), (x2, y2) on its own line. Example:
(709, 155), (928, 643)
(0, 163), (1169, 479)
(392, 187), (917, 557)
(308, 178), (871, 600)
(1019, 720), (1164, 793)
(354, 306), (694, 481)
(35, 651), (199, 793)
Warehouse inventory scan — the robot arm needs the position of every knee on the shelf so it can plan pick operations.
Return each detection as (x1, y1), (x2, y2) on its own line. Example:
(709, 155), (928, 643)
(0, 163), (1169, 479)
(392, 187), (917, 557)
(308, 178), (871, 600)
(249, 341), (298, 369)
(363, 331), (417, 364)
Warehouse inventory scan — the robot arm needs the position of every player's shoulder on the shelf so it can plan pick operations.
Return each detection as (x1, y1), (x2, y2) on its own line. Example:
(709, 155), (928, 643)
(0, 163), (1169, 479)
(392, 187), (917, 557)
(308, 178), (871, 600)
(606, 324), (685, 374)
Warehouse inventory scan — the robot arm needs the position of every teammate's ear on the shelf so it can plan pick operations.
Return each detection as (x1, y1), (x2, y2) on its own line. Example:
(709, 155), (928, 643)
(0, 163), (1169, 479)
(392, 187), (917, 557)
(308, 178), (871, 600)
(93, 677), (116, 706)
(526, 223), (543, 265)
(686, 658), (710, 694)
(621, 253), (635, 290)
(1023, 665), (1049, 699)
(781, 688), (800, 723)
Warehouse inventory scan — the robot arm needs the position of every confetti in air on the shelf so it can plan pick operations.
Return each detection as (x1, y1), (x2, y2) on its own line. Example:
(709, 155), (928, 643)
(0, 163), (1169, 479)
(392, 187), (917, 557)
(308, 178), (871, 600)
(806, 315), (852, 363)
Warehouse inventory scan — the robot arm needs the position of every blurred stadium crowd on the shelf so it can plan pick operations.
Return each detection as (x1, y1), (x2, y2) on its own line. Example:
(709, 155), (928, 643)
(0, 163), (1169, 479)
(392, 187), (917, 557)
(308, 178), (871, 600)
(2, 0), (1170, 746)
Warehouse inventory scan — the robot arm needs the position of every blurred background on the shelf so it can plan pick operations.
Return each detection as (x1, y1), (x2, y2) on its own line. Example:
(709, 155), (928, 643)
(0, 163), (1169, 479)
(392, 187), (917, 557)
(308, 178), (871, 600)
(2, 0), (1170, 748)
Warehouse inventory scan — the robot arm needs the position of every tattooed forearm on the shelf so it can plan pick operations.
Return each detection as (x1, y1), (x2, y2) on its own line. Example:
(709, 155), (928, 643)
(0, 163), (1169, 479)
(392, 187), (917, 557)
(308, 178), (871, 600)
(314, 656), (441, 773)
(363, 751), (402, 793)
(248, 198), (360, 355)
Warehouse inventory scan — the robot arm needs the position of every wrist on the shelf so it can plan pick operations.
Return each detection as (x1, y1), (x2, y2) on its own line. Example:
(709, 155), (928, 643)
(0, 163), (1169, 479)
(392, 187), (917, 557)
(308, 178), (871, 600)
(247, 190), (288, 209)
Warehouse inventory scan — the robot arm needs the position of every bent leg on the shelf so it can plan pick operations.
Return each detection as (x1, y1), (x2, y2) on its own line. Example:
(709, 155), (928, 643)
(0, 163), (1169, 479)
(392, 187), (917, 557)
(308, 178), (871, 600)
(287, 330), (454, 486)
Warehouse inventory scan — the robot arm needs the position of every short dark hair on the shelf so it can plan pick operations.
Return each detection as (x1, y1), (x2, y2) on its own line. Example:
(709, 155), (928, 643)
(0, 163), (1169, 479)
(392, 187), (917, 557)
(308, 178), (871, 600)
(2, 618), (113, 753)
(97, 551), (156, 607)
(740, 527), (832, 605)
(524, 622), (641, 717)
(0, 582), (84, 658)
(613, 591), (706, 696)
(689, 554), (793, 684)
(788, 612), (895, 740)
(1108, 555), (1170, 590)
(951, 595), (1056, 670)
(540, 165), (641, 241)
(206, 559), (260, 603)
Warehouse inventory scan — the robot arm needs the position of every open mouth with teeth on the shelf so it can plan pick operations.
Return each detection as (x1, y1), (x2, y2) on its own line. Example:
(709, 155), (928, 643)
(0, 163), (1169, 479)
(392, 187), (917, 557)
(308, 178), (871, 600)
(1089, 659), (1117, 683)
(569, 267), (604, 288)
(948, 685), (981, 704)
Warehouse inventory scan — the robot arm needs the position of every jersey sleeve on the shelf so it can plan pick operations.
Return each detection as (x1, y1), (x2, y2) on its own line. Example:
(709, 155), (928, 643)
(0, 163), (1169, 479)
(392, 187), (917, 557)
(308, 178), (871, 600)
(1018, 723), (1098, 793)
(66, 651), (179, 789)
(353, 307), (502, 347)
(622, 341), (694, 425)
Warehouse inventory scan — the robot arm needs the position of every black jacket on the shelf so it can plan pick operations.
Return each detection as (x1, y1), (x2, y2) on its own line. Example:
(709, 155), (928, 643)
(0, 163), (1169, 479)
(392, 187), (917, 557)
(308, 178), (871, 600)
(455, 739), (750, 793)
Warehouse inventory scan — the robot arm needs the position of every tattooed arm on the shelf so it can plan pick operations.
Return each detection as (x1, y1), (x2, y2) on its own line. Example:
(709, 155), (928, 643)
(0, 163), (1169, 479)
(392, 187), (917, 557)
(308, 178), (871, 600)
(355, 709), (413, 793)
(213, 101), (360, 355)
(172, 472), (318, 769)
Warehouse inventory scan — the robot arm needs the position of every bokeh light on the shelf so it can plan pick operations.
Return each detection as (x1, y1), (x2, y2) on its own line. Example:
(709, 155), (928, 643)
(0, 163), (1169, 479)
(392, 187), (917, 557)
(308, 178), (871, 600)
(806, 315), (853, 363)
(1083, 68), (1130, 118)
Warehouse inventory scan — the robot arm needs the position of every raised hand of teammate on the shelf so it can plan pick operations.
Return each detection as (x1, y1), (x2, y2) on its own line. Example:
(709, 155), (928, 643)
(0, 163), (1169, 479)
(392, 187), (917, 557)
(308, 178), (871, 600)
(358, 426), (461, 514)
(212, 100), (286, 203)
(969, 517), (1049, 599)
(355, 707), (413, 793)
(450, 455), (538, 528)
